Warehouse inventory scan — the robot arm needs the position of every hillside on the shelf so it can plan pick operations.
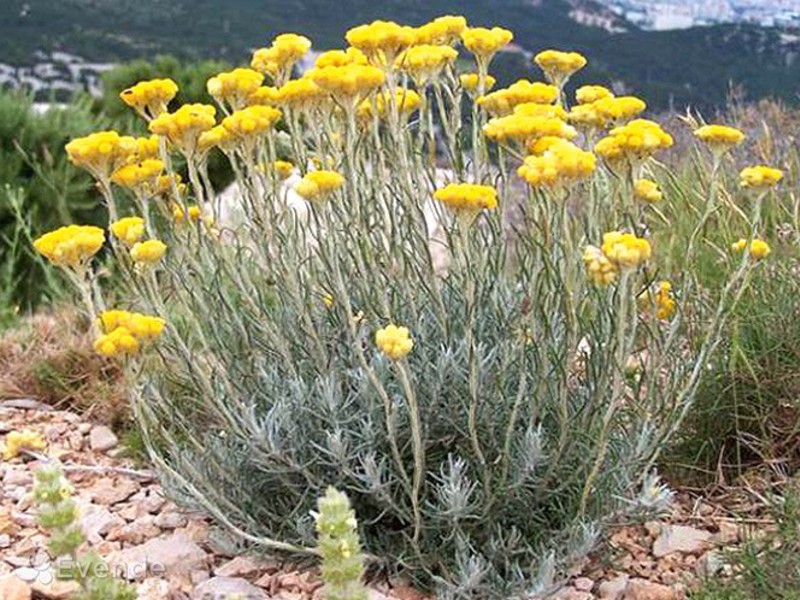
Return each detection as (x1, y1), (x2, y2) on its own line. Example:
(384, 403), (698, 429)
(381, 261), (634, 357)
(2, 0), (799, 109)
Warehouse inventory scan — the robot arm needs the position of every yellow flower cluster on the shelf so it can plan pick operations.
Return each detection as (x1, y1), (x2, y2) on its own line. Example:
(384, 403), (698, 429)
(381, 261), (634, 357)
(396, 44), (458, 86)
(517, 140), (596, 189)
(459, 73), (496, 95)
(33, 225), (105, 269)
(295, 170), (346, 202)
(477, 80), (559, 116)
(634, 179), (663, 203)
(275, 78), (328, 111)
(130, 239), (167, 264)
(434, 183), (498, 213)
(221, 106), (283, 142)
(309, 64), (386, 103)
(251, 33), (313, 79)
(94, 310), (166, 357)
(570, 96), (646, 130)
(315, 47), (369, 68)
(739, 165), (784, 189)
(638, 281), (676, 320)
(120, 78), (179, 119)
(575, 85), (613, 105)
(375, 324), (414, 360)
(197, 125), (234, 155)
(694, 124), (745, 152)
(346, 20), (416, 65)
(582, 246), (618, 286)
(358, 89), (422, 121)
(247, 86), (281, 107)
(595, 119), (673, 166)
(414, 15), (467, 45)
(731, 238), (771, 260)
(149, 104), (217, 155)
(272, 160), (295, 180)
(2, 430), (46, 461)
(461, 27), (513, 63)
(207, 68), (265, 110)
(131, 135), (161, 161)
(65, 131), (137, 180)
(110, 216), (146, 245)
(173, 204), (204, 222)
(534, 50), (587, 84)
(601, 231), (652, 269)
(484, 113), (576, 145)
(111, 159), (165, 191)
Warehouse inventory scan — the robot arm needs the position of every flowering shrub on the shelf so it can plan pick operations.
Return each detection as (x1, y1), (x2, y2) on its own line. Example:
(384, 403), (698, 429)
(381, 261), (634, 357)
(34, 15), (786, 598)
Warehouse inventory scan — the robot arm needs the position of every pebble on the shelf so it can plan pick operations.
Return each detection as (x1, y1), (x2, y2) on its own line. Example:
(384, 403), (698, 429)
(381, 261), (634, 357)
(89, 425), (119, 452)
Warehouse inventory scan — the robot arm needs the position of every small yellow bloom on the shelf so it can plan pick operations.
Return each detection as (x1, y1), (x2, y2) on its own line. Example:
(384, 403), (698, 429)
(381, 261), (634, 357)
(110, 217), (146, 246)
(130, 239), (167, 264)
(459, 72), (496, 96)
(66, 131), (137, 181)
(94, 326), (140, 357)
(483, 113), (576, 145)
(517, 140), (596, 189)
(575, 85), (613, 105)
(595, 119), (673, 167)
(396, 44), (458, 87)
(120, 78), (179, 119)
(534, 50), (587, 84)
(2, 430), (47, 461)
(207, 68), (265, 110)
(638, 280), (676, 320)
(414, 15), (468, 46)
(375, 324), (414, 360)
(346, 21), (416, 65)
(461, 27), (513, 64)
(634, 179), (663, 203)
(149, 104), (217, 156)
(251, 33), (312, 78)
(308, 64), (386, 104)
(694, 124), (745, 153)
(275, 78), (328, 112)
(172, 204), (204, 222)
(111, 159), (165, 191)
(95, 310), (166, 357)
(273, 160), (295, 180)
(295, 170), (345, 202)
(315, 47), (369, 68)
(582, 245), (618, 286)
(592, 95), (646, 123)
(477, 80), (559, 116)
(434, 183), (498, 214)
(357, 88), (422, 121)
(740, 165), (784, 189)
(221, 105), (283, 142)
(732, 238), (771, 260)
(600, 231), (652, 269)
(34, 225), (105, 269)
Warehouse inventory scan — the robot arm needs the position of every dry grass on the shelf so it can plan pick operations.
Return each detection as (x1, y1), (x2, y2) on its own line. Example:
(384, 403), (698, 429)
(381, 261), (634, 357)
(0, 307), (129, 425)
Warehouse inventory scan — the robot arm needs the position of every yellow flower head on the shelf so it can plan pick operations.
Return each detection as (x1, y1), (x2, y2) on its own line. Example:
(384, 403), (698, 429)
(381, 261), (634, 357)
(120, 78), (179, 119)
(634, 179), (663, 203)
(272, 160), (295, 180)
(459, 72), (496, 96)
(414, 15), (468, 46)
(275, 78), (328, 111)
(111, 159), (165, 191)
(130, 135), (161, 162)
(576, 85), (613, 105)
(315, 47), (370, 68)
(595, 119), (673, 166)
(110, 216), (146, 246)
(375, 324), (414, 360)
(2, 430), (47, 461)
(638, 280), (676, 320)
(461, 27), (513, 64)
(358, 88), (422, 121)
(740, 165), (784, 189)
(517, 140), (596, 189)
(592, 95), (647, 123)
(221, 105), (283, 142)
(65, 131), (137, 180)
(207, 68), (265, 110)
(567, 103), (607, 130)
(346, 20), (416, 65)
(582, 245), (618, 286)
(477, 80), (559, 116)
(197, 125), (235, 155)
(396, 44), (458, 86)
(130, 239), (167, 264)
(34, 225), (105, 269)
(308, 64), (386, 104)
(149, 104), (217, 155)
(172, 204), (204, 223)
(732, 238), (771, 260)
(694, 124), (745, 153)
(295, 170), (345, 202)
(247, 86), (281, 107)
(534, 50), (587, 84)
(600, 231), (652, 269)
(483, 114), (577, 145)
(95, 310), (166, 357)
(434, 183), (498, 213)
(251, 33), (313, 78)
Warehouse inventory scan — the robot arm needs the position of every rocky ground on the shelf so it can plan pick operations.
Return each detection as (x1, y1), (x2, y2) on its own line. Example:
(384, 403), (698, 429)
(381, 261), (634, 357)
(0, 400), (751, 600)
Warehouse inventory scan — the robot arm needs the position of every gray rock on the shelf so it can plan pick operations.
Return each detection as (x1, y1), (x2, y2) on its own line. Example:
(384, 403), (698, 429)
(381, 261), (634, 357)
(598, 576), (629, 600)
(652, 525), (711, 558)
(107, 532), (208, 581)
(80, 503), (125, 544)
(192, 576), (268, 599)
(89, 425), (119, 452)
